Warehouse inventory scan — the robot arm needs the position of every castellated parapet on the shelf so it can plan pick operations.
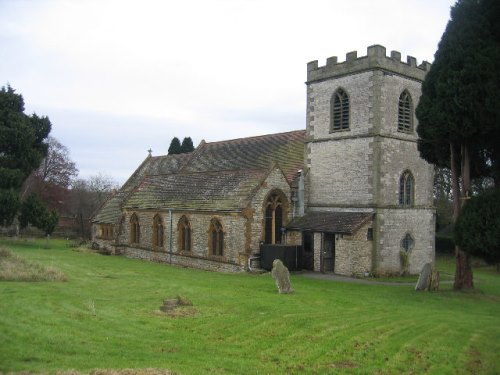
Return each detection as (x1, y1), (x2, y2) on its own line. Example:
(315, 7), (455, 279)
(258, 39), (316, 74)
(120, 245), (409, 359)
(307, 45), (431, 83)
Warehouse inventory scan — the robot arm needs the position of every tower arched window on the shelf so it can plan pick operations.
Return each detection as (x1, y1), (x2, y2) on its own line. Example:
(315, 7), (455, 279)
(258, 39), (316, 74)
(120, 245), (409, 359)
(331, 88), (350, 131)
(264, 191), (287, 244)
(399, 170), (415, 206)
(130, 213), (140, 244)
(398, 90), (413, 132)
(152, 214), (164, 249)
(209, 218), (224, 256)
(178, 216), (192, 252)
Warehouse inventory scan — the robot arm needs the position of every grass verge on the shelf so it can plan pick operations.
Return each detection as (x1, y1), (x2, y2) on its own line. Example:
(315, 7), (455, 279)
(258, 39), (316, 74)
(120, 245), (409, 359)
(0, 246), (67, 282)
(0, 238), (499, 374)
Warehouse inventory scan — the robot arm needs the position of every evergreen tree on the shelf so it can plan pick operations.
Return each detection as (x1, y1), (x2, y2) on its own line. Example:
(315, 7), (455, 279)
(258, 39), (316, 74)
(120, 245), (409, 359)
(18, 193), (59, 236)
(416, 0), (500, 289)
(168, 137), (182, 155)
(454, 189), (500, 267)
(0, 86), (51, 225)
(180, 137), (194, 153)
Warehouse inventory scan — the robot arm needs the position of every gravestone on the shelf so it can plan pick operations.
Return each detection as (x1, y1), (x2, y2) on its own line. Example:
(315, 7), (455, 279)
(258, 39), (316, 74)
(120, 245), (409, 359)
(428, 269), (440, 291)
(271, 259), (294, 294)
(415, 263), (432, 291)
(415, 262), (439, 291)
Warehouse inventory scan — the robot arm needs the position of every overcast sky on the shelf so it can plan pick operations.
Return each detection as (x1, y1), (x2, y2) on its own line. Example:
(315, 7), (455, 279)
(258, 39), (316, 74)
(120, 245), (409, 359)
(1, 0), (456, 185)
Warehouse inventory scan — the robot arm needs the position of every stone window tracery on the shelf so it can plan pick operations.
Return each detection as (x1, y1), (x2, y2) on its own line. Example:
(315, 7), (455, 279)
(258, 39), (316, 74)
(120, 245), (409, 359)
(152, 214), (164, 249)
(331, 88), (350, 131)
(130, 213), (140, 244)
(398, 90), (413, 132)
(264, 191), (286, 244)
(209, 218), (224, 256)
(401, 232), (414, 252)
(399, 170), (415, 206)
(178, 216), (192, 252)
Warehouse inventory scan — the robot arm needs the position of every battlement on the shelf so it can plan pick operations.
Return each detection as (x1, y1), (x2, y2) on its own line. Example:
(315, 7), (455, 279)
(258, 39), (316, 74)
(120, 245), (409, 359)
(307, 45), (431, 83)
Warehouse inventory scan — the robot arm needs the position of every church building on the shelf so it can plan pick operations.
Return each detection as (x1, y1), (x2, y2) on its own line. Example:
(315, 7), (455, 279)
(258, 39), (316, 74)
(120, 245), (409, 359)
(92, 45), (435, 276)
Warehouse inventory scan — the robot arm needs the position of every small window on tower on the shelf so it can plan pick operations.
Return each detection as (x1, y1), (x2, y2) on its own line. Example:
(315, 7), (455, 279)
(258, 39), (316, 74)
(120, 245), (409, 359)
(331, 88), (350, 131)
(398, 90), (413, 132)
(401, 233), (414, 252)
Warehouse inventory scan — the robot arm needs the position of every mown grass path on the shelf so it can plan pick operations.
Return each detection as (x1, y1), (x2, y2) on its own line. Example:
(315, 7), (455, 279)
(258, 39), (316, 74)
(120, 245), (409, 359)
(0, 238), (499, 374)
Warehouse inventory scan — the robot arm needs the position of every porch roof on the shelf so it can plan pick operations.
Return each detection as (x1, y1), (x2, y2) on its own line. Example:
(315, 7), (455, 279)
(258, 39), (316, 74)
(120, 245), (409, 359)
(286, 211), (373, 234)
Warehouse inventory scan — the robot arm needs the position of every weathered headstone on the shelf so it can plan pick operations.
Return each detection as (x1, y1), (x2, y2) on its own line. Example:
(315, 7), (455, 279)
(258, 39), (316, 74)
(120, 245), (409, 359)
(271, 259), (294, 294)
(415, 262), (439, 291)
(415, 263), (432, 291)
(428, 269), (440, 291)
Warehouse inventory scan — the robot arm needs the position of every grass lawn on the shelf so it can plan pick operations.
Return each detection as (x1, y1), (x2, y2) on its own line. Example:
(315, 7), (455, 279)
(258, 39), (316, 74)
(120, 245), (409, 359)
(0, 238), (499, 374)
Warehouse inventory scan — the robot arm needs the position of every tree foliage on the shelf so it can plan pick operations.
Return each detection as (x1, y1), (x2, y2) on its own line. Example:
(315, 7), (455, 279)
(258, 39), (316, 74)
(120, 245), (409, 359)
(415, 0), (500, 289)
(454, 189), (500, 265)
(168, 137), (181, 155)
(22, 136), (78, 212)
(18, 194), (59, 236)
(180, 137), (194, 153)
(0, 85), (51, 225)
(69, 173), (118, 238)
(34, 136), (78, 188)
(168, 136), (194, 155)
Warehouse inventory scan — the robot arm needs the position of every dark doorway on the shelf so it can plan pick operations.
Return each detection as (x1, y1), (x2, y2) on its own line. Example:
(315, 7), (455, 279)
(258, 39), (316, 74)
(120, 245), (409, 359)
(322, 233), (335, 272)
(302, 231), (314, 270)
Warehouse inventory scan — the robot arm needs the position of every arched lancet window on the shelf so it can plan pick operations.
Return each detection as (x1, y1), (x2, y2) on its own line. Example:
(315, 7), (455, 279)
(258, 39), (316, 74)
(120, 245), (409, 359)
(401, 232), (414, 252)
(264, 191), (287, 244)
(178, 216), (192, 252)
(331, 88), (350, 131)
(398, 90), (413, 132)
(130, 213), (140, 244)
(399, 170), (415, 206)
(152, 214), (164, 249)
(209, 218), (224, 256)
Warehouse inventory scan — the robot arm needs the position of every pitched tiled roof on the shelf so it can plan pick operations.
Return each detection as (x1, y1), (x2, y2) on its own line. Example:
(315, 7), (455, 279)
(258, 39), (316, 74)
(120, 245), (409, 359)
(287, 211), (373, 234)
(93, 130), (306, 223)
(182, 130), (305, 183)
(93, 153), (192, 223)
(124, 169), (268, 211)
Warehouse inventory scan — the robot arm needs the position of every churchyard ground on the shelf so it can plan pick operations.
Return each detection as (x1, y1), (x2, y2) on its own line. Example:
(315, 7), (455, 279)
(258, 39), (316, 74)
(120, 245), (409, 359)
(0, 238), (499, 374)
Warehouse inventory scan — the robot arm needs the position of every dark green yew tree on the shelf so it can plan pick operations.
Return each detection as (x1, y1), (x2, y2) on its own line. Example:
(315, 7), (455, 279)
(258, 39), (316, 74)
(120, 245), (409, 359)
(0, 86), (51, 225)
(18, 194), (59, 236)
(167, 137), (182, 155)
(455, 189), (500, 267)
(168, 136), (194, 155)
(416, 0), (500, 289)
(180, 137), (194, 153)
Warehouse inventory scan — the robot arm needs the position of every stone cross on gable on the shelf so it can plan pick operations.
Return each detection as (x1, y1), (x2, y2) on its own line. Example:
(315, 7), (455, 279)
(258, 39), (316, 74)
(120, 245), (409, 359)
(147, 148), (152, 157)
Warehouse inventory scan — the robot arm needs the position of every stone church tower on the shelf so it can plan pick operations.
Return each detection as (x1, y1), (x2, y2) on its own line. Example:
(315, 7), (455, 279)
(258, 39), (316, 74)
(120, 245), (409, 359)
(304, 45), (435, 275)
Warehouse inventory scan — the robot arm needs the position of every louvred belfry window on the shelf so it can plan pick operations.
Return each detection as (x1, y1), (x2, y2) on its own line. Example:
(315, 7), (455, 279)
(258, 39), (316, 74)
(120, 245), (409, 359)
(398, 91), (413, 132)
(331, 88), (350, 131)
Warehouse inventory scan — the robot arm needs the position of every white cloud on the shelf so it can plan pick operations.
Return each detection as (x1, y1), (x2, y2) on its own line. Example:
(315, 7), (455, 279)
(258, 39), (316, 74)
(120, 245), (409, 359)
(0, 0), (456, 184)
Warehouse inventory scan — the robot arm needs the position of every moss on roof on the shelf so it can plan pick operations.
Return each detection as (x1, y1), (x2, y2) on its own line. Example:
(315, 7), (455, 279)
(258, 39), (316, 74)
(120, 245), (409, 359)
(93, 130), (306, 223)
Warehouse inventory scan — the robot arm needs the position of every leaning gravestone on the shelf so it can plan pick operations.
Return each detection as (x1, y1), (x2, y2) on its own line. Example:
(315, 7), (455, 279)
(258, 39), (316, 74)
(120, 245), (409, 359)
(428, 268), (440, 291)
(415, 262), (438, 291)
(271, 259), (294, 294)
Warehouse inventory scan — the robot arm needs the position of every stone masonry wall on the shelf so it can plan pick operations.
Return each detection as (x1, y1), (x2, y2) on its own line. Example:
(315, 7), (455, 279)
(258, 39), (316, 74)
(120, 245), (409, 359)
(117, 209), (247, 271)
(378, 138), (434, 207)
(334, 220), (373, 276)
(376, 208), (435, 275)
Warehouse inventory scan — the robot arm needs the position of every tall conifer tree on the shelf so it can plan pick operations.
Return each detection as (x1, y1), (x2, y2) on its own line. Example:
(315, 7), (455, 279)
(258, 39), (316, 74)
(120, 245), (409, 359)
(416, 0), (500, 289)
